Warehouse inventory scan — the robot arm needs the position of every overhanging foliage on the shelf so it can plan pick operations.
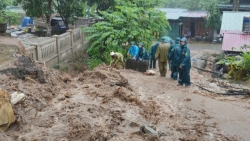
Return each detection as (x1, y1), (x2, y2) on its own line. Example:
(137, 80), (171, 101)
(83, 1), (170, 68)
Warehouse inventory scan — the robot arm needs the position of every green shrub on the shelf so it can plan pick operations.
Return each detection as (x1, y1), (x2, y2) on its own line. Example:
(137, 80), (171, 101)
(217, 45), (250, 80)
(0, 10), (21, 25)
(87, 58), (102, 70)
(83, 1), (169, 67)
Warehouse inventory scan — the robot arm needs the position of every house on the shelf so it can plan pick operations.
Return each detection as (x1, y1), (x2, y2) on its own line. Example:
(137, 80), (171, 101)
(220, 11), (250, 52)
(156, 8), (209, 39)
(156, 8), (187, 38)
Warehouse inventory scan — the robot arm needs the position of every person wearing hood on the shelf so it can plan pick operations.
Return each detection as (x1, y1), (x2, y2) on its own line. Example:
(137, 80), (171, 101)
(110, 52), (124, 67)
(155, 38), (170, 77)
(168, 40), (175, 74)
(169, 37), (181, 80)
(178, 38), (191, 87)
(149, 42), (159, 69)
(127, 42), (139, 60)
(137, 42), (149, 61)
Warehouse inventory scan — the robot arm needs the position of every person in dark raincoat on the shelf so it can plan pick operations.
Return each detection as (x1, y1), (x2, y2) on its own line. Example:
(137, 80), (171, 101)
(168, 40), (175, 75)
(178, 38), (191, 87)
(169, 37), (181, 80)
(149, 42), (159, 69)
(137, 43), (149, 61)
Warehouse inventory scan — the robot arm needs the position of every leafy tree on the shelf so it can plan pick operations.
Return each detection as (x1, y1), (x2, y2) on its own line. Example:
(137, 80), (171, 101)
(85, 0), (115, 12)
(15, 0), (84, 35)
(84, 1), (169, 68)
(15, 0), (54, 35)
(0, 0), (18, 23)
(54, 0), (84, 29)
(204, 1), (221, 30)
(84, 0), (165, 12)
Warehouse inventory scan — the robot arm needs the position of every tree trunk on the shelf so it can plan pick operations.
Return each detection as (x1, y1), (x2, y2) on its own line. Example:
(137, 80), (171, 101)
(236, 0), (240, 11)
(46, 0), (54, 36)
(232, 0), (236, 11)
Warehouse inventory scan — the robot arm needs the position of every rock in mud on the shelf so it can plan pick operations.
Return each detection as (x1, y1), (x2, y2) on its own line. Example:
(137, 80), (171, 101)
(140, 125), (159, 137)
(11, 92), (26, 104)
(144, 70), (156, 75)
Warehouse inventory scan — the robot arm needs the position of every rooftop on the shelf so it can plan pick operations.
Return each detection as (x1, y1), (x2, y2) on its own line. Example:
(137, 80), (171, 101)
(156, 8), (207, 20)
(155, 8), (187, 20)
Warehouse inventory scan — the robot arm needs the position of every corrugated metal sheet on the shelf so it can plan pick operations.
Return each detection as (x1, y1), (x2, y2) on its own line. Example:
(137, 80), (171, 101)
(181, 11), (207, 18)
(222, 33), (250, 51)
(156, 8), (187, 20)
(220, 11), (250, 34)
(156, 8), (207, 20)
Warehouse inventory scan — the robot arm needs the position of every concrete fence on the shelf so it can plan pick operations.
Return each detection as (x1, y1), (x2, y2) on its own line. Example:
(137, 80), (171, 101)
(26, 27), (88, 68)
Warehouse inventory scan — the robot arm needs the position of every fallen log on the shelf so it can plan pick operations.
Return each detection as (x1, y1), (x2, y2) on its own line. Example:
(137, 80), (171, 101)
(193, 66), (220, 74)
(199, 58), (215, 63)
(196, 84), (250, 95)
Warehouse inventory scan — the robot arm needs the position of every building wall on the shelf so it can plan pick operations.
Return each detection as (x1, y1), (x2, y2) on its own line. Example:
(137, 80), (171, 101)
(181, 18), (208, 38)
(168, 20), (180, 38)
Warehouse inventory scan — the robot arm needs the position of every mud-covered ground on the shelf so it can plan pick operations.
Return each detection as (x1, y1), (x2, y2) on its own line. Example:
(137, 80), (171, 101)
(0, 59), (249, 140)
(0, 39), (249, 140)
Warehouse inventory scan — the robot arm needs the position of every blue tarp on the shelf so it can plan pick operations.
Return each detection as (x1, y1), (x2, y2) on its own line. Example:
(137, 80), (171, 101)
(21, 17), (33, 27)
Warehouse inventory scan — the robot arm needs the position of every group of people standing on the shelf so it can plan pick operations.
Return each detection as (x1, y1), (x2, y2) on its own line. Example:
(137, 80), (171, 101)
(154, 37), (191, 87)
(110, 36), (191, 87)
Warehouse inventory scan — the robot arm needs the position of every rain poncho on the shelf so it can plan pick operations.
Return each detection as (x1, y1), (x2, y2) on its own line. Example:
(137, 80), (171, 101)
(128, 45), (139, 59)
(137, 47), (149, 60)
(178, 38), (191, 86)
(110, 52), (124, 66)
(169, 37), (181, 79)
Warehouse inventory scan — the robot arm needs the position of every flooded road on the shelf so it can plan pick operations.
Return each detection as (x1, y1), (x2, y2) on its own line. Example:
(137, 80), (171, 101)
(188, 41), (222, 51)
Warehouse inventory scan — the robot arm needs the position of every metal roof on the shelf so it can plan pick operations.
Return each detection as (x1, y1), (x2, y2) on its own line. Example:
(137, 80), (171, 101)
(155, 8), (187, 20)
(180, 11), (207, 18)
(156, 8), (207, 20)
(220, 11), (250, 34)
(222, 33), (250, 51)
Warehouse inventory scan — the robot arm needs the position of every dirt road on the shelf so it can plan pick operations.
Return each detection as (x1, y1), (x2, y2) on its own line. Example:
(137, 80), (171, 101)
(121, 68), (250, 140)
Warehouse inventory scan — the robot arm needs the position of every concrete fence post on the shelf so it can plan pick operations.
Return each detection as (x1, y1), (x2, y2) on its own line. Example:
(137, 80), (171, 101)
(30, 43), (42, 61)
(51, 35), (60, 60)
(67, 29), (74, 54)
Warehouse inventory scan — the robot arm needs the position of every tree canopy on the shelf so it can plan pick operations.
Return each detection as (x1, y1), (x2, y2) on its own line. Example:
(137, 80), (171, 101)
(163, 0), (229, 10)
(54, 0), (84, 28)
(15, 0), (84, 29)
(84, 0), (170, 69)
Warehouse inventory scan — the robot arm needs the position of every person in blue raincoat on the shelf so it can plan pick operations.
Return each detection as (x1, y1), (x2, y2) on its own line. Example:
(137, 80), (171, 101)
(169, 37), (181, 80)
(127, 42), (139, 60)
(137, 42), (149, 61)
(178, 38), (191, 87)
(149, 42), (159, 69)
